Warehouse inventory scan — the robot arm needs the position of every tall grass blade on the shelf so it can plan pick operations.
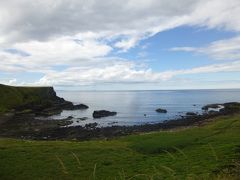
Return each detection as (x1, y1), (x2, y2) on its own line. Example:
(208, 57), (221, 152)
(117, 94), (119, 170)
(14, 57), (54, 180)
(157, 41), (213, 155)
(93, 163), (97, 180)
(208, 143), (218, 161)
(117, 168), (128, 180)
(56, 155), (68, 174)
(128, 174), (151, 180)
(159, 165), (176, 179)
(162, 150), (175, 160)
(173, 146), (187, 159)
(72, 152), (81, 168)
(159, 165), (175, 174)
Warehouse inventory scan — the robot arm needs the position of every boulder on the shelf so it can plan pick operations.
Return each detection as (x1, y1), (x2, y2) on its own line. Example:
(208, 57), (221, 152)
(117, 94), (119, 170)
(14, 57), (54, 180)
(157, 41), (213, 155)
(72, 104), (89, 110)
(67, 116), (74, 120)
(220, 102), (240, 114)
(202, 104), (220, 111)
(93, 110), (117, 118)
(78, 117), (88, 121)
(208, 110), (219, 115)
(156, 108), (167, 113)
(64, 103), (89, 110)
(108, 121), (118, 125)
(186, 112), (197, 116)
(85, 122), (98, 129)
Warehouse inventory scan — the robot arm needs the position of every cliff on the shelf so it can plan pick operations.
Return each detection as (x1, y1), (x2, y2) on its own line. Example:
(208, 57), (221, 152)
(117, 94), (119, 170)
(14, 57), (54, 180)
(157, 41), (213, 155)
(0, 84), (76, 114)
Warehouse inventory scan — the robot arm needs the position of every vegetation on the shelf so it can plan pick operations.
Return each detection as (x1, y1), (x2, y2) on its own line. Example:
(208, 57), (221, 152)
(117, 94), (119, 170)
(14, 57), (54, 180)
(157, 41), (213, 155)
(0, 84), (58, 113)
(0, 114), (239, 179)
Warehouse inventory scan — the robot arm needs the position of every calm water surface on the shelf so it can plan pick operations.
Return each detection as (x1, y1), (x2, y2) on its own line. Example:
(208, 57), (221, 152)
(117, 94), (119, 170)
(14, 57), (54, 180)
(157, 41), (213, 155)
(50, 89), (240, 127)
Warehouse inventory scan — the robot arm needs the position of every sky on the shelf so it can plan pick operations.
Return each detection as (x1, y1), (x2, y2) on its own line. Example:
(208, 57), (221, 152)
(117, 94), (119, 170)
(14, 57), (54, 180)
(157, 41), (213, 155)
(1, 0), (240, 90)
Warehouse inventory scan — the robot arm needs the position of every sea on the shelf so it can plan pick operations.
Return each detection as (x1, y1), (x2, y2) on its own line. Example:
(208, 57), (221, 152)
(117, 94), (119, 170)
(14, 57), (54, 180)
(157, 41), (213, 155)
(49, 89), (240, 127)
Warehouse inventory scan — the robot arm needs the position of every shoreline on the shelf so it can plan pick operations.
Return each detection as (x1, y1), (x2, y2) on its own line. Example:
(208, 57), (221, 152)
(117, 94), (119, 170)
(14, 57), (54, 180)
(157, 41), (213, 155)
(0, 102), (239, 141)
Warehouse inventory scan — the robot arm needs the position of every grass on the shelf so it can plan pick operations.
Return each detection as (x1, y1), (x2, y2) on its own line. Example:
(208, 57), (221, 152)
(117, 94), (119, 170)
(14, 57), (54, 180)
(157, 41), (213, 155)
(0, 114), (240, 179)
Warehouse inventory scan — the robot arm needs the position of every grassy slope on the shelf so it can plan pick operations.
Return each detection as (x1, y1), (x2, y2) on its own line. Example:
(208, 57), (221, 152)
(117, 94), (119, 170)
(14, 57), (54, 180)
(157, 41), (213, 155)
(0, 114), (240, 179)
(0, 84), (56, 113)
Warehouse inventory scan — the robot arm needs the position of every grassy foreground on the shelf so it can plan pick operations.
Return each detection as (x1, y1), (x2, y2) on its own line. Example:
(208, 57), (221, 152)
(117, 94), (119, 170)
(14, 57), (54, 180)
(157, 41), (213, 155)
(0, 114), (240, 179)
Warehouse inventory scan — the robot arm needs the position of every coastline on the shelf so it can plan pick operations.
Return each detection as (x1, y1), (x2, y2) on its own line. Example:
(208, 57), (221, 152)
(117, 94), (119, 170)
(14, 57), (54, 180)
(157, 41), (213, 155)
(0, 85), (240, 178)
(1, 84), (240, 141)
(0, 102), (239, 141)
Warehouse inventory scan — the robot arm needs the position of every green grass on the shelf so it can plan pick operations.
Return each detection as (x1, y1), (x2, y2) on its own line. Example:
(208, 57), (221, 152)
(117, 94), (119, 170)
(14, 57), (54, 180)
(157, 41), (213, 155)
(0, 84), (57, 113)
(0, 114), (240, 179)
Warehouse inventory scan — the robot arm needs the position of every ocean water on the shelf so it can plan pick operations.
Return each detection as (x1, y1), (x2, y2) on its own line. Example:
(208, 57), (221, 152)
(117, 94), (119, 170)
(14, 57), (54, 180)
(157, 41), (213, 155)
(50, 89), (240, 127)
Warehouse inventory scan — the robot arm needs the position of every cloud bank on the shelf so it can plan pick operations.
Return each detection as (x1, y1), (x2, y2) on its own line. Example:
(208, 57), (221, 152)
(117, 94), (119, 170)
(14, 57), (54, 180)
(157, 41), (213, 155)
(0, 0), (240, 88)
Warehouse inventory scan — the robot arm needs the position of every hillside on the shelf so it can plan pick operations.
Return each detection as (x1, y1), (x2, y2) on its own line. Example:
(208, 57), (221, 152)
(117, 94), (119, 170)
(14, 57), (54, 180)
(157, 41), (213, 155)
(0, 84), (60, 112)
(0, 84), (80, 116)
(0, 114), (239, 179)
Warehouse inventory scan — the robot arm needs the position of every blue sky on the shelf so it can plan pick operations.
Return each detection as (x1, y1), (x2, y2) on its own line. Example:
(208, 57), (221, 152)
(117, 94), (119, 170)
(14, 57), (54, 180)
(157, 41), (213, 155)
(117, 26), (237, 70)
(0, 0), (240, 90)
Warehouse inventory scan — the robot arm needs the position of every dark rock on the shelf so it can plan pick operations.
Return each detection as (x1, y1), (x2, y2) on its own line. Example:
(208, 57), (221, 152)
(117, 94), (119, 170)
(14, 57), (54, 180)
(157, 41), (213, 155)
(108, 121), (118, 125)
(78, 117), (88, 121)
(72, 104), (89, 110)
(56, 101), (74, 110)
(93, 110), (117, 118)
(208, 110), (218, 115)
(67, 116), (73, 119)
(63, 103), (89, 110)
(156, 108), (167, 113)
(0, 112), (15, 125)
(36, 107), (62, 116)
(202, 104), (221, 111)
(220, 102), (240, 114)
(0, 84), (90, 119)
(186, 112), (197, 116)
(2, 100), (240, 141)
(85, 122), (98, 129)
(57, 116), (74, 122)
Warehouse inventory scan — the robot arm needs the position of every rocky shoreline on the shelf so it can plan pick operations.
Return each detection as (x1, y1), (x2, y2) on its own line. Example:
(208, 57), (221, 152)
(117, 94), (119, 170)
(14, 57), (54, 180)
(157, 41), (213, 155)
(12, 95), (89, 117)
(0, 84), (89, 117)
(0, 101), (240, 141)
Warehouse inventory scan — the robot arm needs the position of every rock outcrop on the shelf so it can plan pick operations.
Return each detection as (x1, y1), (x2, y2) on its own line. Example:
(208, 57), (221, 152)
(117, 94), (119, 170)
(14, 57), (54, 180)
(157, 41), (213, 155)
(186, 112), (197, 116)
(202, 104), (221, 111)
(0, 84), (88, 116)
(156, 108), (167, 113)
(66, 104), (89, 110)
(93, 110), (117, 118)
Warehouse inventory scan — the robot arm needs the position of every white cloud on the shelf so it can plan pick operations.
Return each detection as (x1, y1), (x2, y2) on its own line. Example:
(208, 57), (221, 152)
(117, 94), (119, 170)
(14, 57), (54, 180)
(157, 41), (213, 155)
(170, 36), (240, 60)
(34, 60), (240, 86)
(170, 47), (197, 52)
(36, 62), (159, 86)
(0, 0), (190, 45)
(0, 78), (17, 86)
(0, 34), (112, 74)
(0, 0), (240, 88)
(163, 61), (240, 76)
(189, 0), (240, 32)
(14, 36), (112, 64)
(1, 0), (240, 48)
(1, 0), (240, 52)
(114, 36), (141, 52)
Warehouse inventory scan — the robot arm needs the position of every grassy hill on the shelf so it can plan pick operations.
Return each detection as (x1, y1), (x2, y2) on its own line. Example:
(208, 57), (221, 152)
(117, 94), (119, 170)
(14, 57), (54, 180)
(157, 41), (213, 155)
(0, 84), (59, 113)
(0, 114), (239, 179)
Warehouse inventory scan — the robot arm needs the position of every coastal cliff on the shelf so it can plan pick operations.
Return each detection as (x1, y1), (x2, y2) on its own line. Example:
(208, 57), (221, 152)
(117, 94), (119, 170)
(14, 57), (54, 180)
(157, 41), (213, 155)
(0, 84), (79, 115)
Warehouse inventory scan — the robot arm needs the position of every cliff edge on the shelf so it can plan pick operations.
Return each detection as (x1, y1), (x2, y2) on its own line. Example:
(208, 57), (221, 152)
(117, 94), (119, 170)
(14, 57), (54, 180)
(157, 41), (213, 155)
(0, 84), (86, 115)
